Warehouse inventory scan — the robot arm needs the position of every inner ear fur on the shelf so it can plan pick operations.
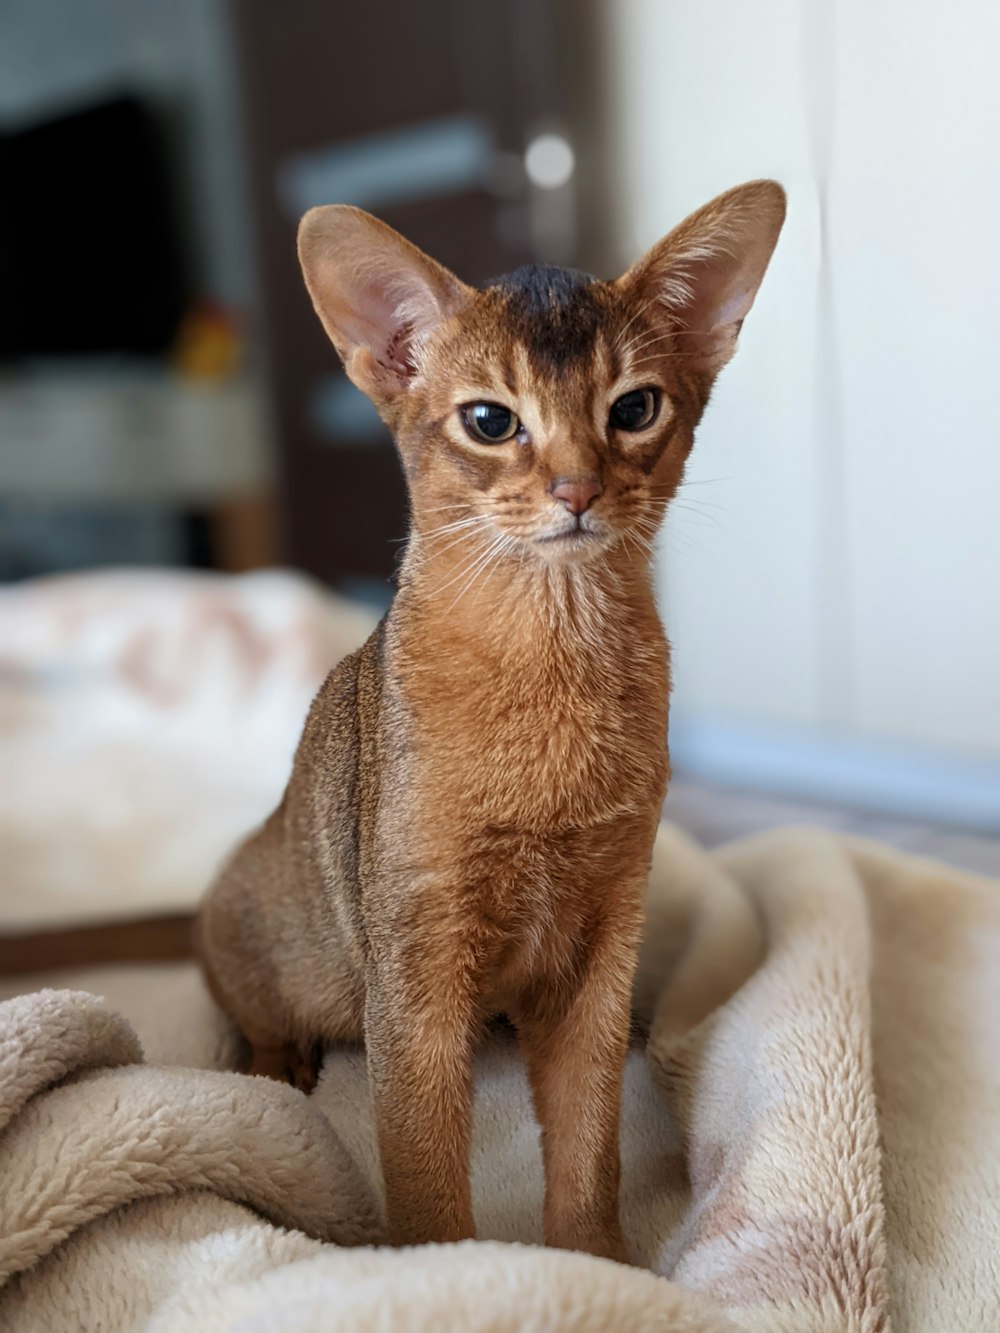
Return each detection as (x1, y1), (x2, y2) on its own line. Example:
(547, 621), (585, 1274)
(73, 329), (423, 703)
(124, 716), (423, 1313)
(297, 205), (472, 402)
(616, 179), (786, 375)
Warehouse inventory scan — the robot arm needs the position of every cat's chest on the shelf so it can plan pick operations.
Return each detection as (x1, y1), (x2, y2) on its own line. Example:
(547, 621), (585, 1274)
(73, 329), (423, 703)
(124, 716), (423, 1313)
(399, 632), (670, 829)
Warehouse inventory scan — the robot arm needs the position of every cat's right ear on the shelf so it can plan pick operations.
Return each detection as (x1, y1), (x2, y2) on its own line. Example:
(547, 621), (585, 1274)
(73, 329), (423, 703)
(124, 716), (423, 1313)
(298, 206), (472, 403)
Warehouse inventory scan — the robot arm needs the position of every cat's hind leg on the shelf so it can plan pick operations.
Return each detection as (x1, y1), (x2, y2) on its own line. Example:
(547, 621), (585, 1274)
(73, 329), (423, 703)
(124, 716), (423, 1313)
(196, 919), (312, 1086)
(200, 919), (361, 1092)
(196, 849), (365, 1092)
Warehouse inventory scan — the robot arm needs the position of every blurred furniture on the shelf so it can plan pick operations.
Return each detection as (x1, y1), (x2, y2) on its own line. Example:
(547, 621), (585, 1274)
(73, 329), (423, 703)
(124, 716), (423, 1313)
(0, 369), (268, 504)
(0, 366), (274, 572)
(0, 9), (273, 576)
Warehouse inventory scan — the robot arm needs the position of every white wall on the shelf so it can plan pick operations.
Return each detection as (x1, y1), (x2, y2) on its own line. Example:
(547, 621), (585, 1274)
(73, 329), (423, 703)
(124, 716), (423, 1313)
(601, 0), (1000, 820)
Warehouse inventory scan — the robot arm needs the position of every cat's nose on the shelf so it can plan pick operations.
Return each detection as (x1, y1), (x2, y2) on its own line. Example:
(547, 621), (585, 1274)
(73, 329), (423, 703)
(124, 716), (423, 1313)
(549, 476), (603, 516)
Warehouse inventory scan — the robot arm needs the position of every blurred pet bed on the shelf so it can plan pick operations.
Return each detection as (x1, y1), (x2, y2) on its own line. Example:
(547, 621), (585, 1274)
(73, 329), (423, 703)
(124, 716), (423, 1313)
(0, 568), (376, 931)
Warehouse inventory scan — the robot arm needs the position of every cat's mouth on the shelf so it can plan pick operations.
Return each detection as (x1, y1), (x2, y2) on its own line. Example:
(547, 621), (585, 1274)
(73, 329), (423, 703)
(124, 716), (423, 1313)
(532, 516), (609, 555)
(536, 529), (598, 545)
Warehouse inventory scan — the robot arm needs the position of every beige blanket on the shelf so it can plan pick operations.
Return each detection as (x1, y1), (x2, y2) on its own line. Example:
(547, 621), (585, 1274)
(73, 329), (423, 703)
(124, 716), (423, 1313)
(2, 823), (998, 1331)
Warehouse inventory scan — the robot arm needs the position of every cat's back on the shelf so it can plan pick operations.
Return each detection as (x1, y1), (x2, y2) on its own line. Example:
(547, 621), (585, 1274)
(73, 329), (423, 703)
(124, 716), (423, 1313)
(289, 615), (388, 846)
(197, 623), (388, 1036)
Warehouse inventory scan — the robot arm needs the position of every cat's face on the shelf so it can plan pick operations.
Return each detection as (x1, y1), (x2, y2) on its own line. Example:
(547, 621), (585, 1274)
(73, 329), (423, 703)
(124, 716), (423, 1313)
(299, 181), (785, 572)
(390, 268), (706, 565)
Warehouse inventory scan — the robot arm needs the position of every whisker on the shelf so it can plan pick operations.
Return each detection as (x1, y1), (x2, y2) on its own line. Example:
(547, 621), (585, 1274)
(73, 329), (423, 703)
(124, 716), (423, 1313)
(671, 502), (721, 529)
(622, 328), (675, 354)
(468, 534), (518, 608)
(614, 295), (661, 353)
(406, 516), (495, 567)
(629, 526), (664, 557)
(628, 526), (657, 555)
(443, 532), (513, 611)
(423, 516), (492, 538)
(627, 341), (722, 370)
(675, 495), (727, 514)
(418, 528), (493, 564)
(434, 528), (506, 598)
(430, 541), (493, 600)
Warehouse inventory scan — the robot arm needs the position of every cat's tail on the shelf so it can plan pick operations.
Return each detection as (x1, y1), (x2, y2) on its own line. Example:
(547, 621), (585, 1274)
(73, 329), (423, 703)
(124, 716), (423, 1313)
(0, 913), (196, 978)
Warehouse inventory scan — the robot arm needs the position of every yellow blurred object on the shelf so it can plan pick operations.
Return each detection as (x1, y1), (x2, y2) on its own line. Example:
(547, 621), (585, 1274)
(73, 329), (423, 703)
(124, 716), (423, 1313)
(172, 303), (244, 381)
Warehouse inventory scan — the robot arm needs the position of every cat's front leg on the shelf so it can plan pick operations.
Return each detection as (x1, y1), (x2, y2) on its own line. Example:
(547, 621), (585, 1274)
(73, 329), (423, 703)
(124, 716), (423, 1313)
(513, 894), (642, 1264)
(365, 939), (478, 1245)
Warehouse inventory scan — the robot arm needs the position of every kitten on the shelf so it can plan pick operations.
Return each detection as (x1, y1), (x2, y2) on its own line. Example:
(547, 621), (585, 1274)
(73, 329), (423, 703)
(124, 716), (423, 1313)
(197, 180), (785, 1261)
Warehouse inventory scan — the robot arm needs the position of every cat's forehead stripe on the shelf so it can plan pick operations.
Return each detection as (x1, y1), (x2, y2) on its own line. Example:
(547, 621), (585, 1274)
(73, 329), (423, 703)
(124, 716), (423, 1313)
(484, 263), (604, 371)
(485, 263), (597, 307)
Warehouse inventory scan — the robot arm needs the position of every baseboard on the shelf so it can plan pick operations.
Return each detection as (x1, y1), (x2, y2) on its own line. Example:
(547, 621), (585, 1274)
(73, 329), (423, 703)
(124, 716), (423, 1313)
(668, 716), (1000, 834)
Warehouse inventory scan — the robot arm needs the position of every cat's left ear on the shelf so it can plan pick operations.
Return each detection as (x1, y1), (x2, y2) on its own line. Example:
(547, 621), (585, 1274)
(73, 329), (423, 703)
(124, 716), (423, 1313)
(298, 206), (472, 402)
(616, 180), (786, 376)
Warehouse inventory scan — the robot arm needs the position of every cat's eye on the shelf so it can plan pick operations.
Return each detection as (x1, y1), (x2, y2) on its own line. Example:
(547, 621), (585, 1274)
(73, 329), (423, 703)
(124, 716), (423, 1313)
(609, 388), (658, 432)
(460, 402), (520, 444)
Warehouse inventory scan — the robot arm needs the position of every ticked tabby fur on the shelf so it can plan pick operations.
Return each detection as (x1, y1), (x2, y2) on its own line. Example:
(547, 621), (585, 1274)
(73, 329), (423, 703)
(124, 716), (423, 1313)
(197, 180), (786, 1261)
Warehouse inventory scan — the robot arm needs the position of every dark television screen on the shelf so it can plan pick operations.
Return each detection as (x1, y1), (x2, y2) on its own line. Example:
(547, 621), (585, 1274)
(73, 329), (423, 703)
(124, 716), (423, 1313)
(0, 93), (189, 360)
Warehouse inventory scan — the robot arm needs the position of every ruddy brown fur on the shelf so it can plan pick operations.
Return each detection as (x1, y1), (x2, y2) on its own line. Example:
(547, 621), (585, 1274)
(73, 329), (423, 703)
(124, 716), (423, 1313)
(197, 180), (785, 1258)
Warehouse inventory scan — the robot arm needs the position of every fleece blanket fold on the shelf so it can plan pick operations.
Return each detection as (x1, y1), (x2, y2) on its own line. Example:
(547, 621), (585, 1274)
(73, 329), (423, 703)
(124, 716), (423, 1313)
(1, 822), (998, 1331)
(0, 991), (380, 1290)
